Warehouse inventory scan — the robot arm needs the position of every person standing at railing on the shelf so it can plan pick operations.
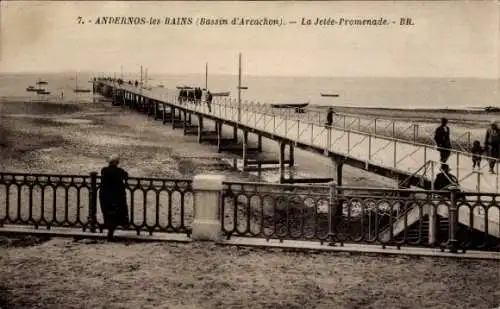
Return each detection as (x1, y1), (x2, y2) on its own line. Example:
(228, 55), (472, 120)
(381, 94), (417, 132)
(434, 164), (458, 191)
(326, 107), (335, 126)
(434, 118), (451, 163)
(206, 90), (213, 112)
(484, 120), (500, 174)
(99, 155), (130, 241)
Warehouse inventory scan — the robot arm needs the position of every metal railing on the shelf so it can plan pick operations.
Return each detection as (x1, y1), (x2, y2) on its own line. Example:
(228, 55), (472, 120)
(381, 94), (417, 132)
(0, 172), (193, 236)
(0, 169), (499, 252)
(221, 181), (500, 251)
(98, 81), (500, 194)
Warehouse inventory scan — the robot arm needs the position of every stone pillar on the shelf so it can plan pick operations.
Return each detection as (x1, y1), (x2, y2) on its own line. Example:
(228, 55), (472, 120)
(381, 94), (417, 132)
(191, 174), (225, 241)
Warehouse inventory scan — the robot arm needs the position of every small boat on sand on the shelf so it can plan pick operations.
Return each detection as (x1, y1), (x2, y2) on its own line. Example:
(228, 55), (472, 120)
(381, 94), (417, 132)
(26, 86), (40, 92)
(270, 102), (309, 109)
(485, 106), (500, 112)
(36, 81), (48, 86)
(211, 92), (230, 97)
(320, 93), (339, 97)
(36, 89), (51, 95)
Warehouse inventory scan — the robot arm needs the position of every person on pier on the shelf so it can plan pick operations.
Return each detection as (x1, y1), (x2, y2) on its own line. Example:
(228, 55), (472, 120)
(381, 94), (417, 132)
(99, 155), (130, 241)
(485, 120), (500, 174)
(434, 164), (458, 191)
(206, 90), (213, 112)
(434, 118), (451, 163)
(326, 107), (336, 127)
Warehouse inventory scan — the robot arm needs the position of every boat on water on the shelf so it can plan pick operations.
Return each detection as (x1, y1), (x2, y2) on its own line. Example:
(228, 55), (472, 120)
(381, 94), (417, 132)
(157, 84), (165, 88)
(320, 93), (339, 97)
(176, 86), (193, 89)
(36, 89), (51, 95)
(73, 73), (91, 93)
(36, 80), (48, 86)
(26, 85), (42, 92)
(211, 91), (230, 97)
(270, 102), (309, 109)
(485, 106), (500, 112)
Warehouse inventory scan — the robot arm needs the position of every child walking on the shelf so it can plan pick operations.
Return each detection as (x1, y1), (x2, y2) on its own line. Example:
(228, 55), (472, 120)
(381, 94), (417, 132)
(471, 140), (484, 169)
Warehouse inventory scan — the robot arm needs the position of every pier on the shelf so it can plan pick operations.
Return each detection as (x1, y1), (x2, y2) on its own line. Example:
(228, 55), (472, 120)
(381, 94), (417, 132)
(94, 79), (499, 193)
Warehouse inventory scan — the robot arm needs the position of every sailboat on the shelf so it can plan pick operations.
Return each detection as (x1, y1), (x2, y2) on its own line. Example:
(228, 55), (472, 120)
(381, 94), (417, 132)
(73, 73), (91, 93)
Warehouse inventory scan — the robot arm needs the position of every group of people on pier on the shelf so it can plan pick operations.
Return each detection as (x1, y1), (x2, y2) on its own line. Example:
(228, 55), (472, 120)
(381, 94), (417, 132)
(434, 118), (500, 174)
(177, 87), (213, 111)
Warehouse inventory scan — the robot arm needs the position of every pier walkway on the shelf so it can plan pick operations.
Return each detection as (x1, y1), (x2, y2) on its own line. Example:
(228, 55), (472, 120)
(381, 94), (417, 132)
(95, 80), (499, 195)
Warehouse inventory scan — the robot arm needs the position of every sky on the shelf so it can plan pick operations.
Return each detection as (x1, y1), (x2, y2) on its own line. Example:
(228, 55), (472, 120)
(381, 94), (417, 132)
(0, 1), (499, 78)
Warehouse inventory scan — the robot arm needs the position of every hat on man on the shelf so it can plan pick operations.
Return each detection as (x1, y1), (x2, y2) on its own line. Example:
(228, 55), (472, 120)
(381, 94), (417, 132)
(108, 154), (120, 164)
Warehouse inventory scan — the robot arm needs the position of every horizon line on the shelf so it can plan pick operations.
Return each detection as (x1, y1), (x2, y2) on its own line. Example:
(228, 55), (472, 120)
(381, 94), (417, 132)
(0, 70), (498, 80)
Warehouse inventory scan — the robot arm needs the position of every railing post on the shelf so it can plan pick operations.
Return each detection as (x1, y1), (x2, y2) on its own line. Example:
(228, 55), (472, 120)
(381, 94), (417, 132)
(447, 186), (460, 253)
(191, 174), (226, 241)
(328, 180), (340, 246)
(89, 172), (98, 233)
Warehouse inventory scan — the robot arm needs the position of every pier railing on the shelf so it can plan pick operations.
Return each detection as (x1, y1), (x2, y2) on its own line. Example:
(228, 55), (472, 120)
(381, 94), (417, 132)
(221, 181), (500, 251)
(1, 171), (499, 252)
(0, 172), (193, 236)
(98, 81), (500, 194)
(211, 97), (479, 153)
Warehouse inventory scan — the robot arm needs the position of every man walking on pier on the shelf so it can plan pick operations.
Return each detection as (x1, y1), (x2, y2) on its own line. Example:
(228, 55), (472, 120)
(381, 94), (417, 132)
(99, 155), (130, 241)
(434, 118), (451, 163)
(485, 120), (500, 174)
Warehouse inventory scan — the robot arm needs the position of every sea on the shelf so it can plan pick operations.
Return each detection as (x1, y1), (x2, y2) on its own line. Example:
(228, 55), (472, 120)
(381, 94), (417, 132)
(0, 72), (498, 110)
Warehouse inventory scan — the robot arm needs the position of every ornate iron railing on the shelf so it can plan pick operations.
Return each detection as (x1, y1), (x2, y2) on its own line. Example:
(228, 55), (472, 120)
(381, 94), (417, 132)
(221, 181), (500, 251)
(0, 172), (193, 236)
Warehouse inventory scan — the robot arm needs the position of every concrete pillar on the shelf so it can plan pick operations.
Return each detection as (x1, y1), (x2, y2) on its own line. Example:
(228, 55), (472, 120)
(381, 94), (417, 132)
(289, 143), (295, 167)
(191, 174), (225, 241)
(242, 130), (248, 171)
(257, 135), (262, 152)
(198, 116), (204, 144)
(279, 141), (286, 183)
(216, 122), (223, 153)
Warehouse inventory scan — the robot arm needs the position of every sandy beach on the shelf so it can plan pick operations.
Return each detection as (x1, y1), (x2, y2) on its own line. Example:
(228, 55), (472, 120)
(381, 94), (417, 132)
(0, 236), (498, 309)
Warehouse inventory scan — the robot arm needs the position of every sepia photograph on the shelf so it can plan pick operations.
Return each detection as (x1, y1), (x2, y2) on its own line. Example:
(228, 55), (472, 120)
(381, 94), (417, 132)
(0, 1), (499, 308)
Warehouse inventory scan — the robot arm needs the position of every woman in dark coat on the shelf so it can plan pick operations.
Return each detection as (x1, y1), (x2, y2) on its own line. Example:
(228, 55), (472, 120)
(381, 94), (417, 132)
(99, 155), (129, 240)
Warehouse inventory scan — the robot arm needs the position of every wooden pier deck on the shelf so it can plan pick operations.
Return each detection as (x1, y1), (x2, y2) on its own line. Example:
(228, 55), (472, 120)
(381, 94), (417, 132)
(96, 80), (499, 194)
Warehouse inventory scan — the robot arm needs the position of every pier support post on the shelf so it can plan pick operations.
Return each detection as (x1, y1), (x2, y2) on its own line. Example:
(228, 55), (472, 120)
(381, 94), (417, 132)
(257, 135), (262, 152)
(198, 116), (204, 144)
(242, 130), (248, 171)
(162, 103), (167, 124)
(279, 141), (286, 183)
(289, 143), (295, 167)
(183, 110), (188, 130)
(216, 122), (223, 153)
(336, 160), (344, 187)
(233, 126), (238, 142)
(171, 107), (176, 129)
(191, 174), (225, 241)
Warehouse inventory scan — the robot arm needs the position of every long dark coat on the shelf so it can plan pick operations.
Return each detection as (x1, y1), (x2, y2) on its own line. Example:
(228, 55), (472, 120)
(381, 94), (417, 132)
(99, 166), (129, 228)
(434, 125), (451, 148)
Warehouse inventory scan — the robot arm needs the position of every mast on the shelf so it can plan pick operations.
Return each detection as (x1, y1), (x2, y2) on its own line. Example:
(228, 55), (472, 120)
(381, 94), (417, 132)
(145, 68), (148, 87)
(205, 62), (208, 89)
(140, 65), (143, 86)
(237, 53), (242, 122)
(75, 73), (78, 90)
